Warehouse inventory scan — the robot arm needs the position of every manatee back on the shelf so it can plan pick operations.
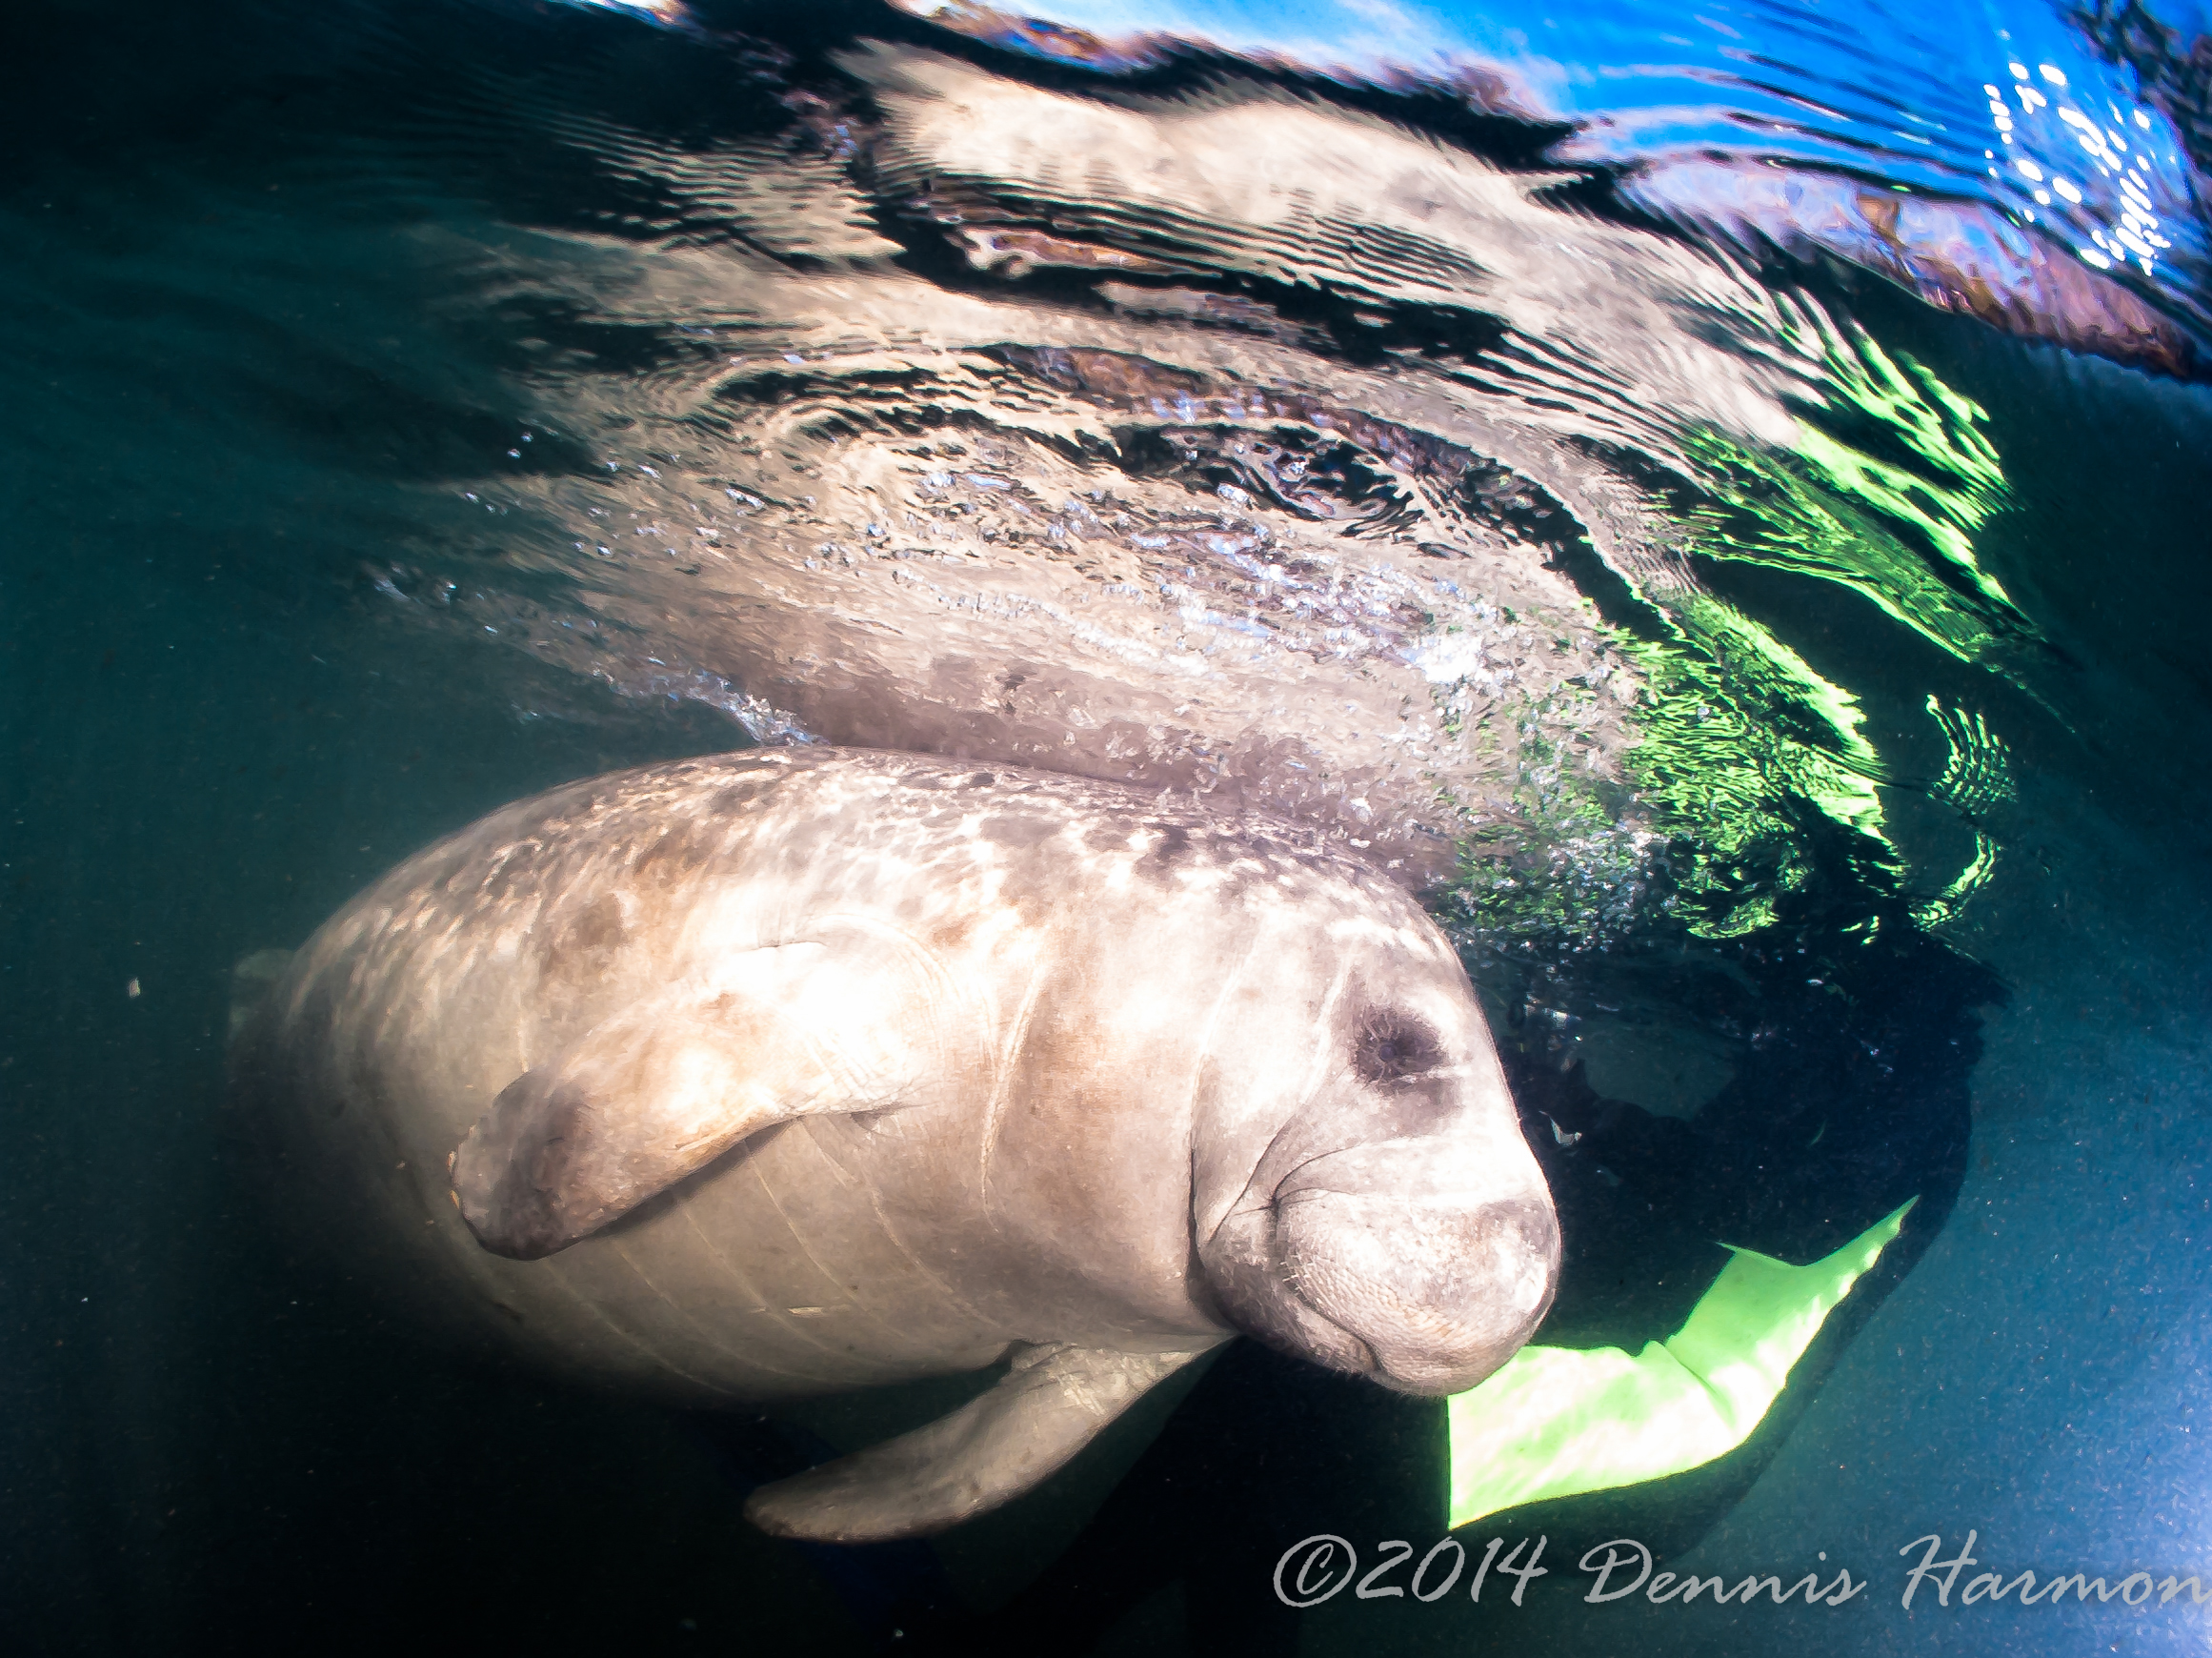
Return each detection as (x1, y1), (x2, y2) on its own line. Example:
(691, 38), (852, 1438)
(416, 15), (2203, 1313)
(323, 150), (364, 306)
(233, 751), (1255, 1402)
(440, 750), (1279, 1390)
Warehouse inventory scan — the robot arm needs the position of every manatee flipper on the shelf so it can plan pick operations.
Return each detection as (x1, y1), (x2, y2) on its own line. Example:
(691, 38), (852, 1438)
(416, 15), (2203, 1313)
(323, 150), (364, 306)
(744, 1344), (1219, 1544)
(452, 940), (940, 1260)
(227, 947), (295, 1043)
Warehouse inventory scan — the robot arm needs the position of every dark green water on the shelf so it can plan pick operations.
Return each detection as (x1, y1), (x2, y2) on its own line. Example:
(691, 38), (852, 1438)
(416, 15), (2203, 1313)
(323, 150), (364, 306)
(5, 3), (2212, 1653)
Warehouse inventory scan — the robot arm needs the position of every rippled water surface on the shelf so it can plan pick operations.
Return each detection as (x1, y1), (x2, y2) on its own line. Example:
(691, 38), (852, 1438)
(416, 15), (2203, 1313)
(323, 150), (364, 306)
(5, 1), (2210, 1653)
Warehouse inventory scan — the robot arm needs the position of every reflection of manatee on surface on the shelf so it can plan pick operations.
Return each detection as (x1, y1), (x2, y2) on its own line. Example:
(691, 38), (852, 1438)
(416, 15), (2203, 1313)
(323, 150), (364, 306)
(416, 37), (1790, 873)
(357, 25), (2053, 948)
(229, 748), (1559, 1541)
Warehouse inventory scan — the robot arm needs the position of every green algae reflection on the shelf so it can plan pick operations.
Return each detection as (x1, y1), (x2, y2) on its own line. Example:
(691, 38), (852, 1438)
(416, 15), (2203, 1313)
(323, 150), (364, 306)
(1454, 316), (2026, 945)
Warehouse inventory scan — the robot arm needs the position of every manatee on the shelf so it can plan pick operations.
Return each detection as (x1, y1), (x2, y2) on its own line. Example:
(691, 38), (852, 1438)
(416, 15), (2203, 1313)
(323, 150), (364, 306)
(230, 747), (1558, 1542)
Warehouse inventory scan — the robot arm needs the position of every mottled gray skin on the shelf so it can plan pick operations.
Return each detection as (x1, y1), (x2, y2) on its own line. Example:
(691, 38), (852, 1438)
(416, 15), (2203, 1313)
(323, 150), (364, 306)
(231, 748), (1558, 1539)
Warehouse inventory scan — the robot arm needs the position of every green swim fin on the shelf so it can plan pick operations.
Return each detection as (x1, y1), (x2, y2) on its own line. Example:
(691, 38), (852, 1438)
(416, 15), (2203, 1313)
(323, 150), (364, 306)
(1447, 1198), (1916, 1529)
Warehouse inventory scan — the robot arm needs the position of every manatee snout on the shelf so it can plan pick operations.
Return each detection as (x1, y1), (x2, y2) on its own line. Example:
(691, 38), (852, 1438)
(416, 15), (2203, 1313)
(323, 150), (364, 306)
(1204, 1144), (1558, 1395)
(1276, 1179), (1558, 1393)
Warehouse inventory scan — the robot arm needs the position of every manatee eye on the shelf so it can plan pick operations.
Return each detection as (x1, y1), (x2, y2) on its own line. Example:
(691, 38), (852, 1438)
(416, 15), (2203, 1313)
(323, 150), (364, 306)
(1353, 1011), (1443, 1084)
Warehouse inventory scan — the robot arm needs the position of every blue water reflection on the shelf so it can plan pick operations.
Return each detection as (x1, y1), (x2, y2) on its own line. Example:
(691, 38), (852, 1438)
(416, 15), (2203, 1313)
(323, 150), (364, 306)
(873, 0), (2210, 354)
